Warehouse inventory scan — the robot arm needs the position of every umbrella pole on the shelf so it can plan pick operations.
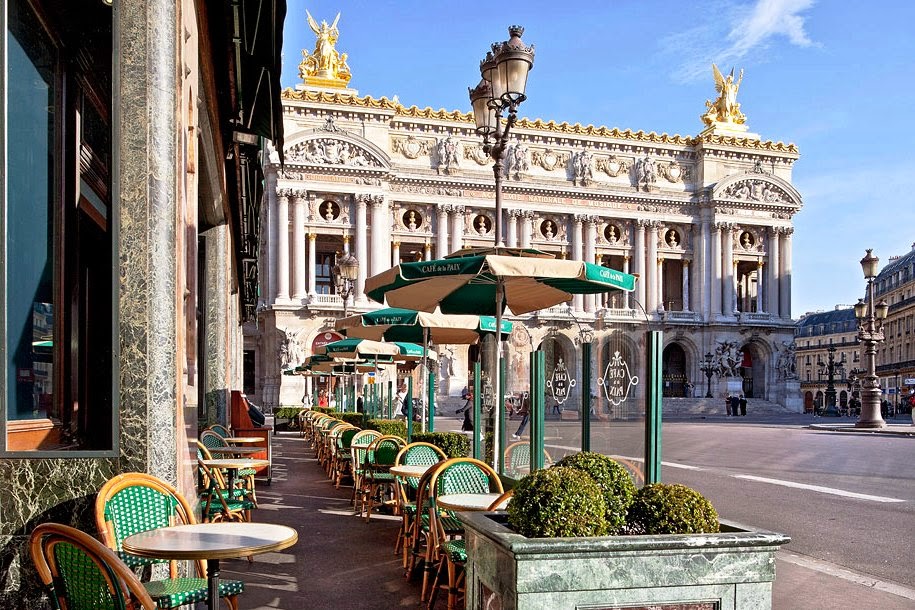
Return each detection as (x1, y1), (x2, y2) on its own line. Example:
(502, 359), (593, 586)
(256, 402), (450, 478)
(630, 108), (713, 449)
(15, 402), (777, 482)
(421, 327), (429, 433)
(493, 282), (505, 473)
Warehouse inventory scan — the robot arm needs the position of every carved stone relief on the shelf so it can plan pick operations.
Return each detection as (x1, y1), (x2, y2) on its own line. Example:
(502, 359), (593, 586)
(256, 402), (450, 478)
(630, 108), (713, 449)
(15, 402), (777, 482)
(286, 138), (383, 167)
(572, 149), (594, 187)
(435, 136), (461, 175)
(635, 156), (657, 191)
(391, 135), (433, 159)
(723, 179), (788, 203)
(660, 160), (689, 183)
(599, 155), (632, 177)
(505, 142), (529, 180)
(463, 144), (490, 166)
(531, 148), (569, 172)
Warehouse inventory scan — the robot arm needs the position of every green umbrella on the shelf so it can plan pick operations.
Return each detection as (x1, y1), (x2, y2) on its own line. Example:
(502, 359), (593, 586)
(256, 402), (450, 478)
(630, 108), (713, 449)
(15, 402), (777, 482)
(318, 337), (431, 361)
(365, 246), (636, 470)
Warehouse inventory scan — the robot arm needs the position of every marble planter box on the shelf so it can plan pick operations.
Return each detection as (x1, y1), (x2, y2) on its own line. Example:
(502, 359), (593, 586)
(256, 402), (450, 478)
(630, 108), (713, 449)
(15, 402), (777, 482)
(461, 512), (790, 610)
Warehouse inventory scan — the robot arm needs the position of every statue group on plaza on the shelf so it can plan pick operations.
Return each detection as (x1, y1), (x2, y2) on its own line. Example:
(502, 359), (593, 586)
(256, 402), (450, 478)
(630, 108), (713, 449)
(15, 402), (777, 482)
(714, 340), (744, 377)
(774, 340), (799, 380)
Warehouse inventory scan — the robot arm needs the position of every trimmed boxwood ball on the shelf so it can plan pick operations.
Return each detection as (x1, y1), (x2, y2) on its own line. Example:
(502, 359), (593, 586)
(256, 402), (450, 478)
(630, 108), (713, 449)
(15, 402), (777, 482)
(627, 483), (720, 535)
(554, 451), (636, 534)
(507, 467), (609, 538)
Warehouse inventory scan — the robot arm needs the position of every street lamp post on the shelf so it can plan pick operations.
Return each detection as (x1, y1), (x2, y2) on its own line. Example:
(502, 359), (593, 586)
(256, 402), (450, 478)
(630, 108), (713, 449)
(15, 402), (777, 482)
(698, 352), (716, 398)
(468, 25), (535, 248)
(332, 252), (359, 317)
(468, 26), (534, 472)
(854, 249), (889, 428)
(817, 345), (844, 416)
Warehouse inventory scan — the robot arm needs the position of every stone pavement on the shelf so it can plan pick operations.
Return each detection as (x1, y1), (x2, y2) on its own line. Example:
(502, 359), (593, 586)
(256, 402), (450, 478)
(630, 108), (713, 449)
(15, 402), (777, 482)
(220, 428), (915, 609)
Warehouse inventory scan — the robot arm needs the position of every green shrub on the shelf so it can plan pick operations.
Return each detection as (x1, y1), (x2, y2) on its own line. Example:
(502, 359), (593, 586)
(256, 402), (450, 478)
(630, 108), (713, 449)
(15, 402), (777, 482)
(338, 412), (365, 427)
(313, 407), (335, 415)
(507, 467), (609, 538)
(554, 452), (636, 534)
(411, 432), (470, 458)
(626, 483), (719, 535)
(364, 418), (419, 440)
(274, 406), (305, 420)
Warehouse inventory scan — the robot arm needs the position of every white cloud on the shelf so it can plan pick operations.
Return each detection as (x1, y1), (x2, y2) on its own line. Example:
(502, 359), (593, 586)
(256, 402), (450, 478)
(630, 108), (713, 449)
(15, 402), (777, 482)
(664, 0), (818, 83)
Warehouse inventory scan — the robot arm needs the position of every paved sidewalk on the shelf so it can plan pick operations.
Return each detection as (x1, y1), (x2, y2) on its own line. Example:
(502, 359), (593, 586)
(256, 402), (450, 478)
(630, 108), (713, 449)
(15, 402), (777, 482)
(221, 431), (915, 609)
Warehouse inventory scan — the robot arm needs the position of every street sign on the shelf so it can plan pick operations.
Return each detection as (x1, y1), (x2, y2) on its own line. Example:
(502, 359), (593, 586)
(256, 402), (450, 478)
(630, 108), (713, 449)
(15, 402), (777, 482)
(904, 378), (915, 385)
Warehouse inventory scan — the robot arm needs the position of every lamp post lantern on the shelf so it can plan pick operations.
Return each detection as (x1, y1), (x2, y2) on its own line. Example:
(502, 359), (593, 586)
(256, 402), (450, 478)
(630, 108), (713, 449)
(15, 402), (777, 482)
(468, 25), (535, 247)
(854, 249), (888, 428)
(332, 252), (359, 317)
(699, 352), (716, 398)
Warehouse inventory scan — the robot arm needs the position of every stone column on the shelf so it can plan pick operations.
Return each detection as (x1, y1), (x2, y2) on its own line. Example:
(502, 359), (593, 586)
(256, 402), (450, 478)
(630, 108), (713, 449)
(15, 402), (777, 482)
(276, 189), (290, 300)
(292, 191), (306, 300)
(699, 220), (709, 319)
(451, 205), (465, 253)
(507, 210), (519, 247)
(264, 170), (278, 303)
(768, 229), (781, 316)
(307, 233), (317, 298)
(584, 216), (599, 312)
(622, 256), (631, 309)
(634, 221), (646, 309)
(682, 260), (690, 311)
(710, 224), (722, 317)
(780, 228), (793, 318)
(520, 211), (534, 248)
(424, 242), (432, 261)
(436, 205), (450, 258)
(722, 224), (735, 316)
(355, 196), (368, 303)
(657, 257), (665, 311)
(572, 215), (585, 311)
(392, 241), (400, 266)
(646, 222), (659, 312)
(756, 260), (764, 313)
(369, 195), (387, 275)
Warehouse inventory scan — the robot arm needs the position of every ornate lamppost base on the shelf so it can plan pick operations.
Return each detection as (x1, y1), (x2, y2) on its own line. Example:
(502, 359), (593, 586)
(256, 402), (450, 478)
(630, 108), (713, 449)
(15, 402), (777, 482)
(854, 418), (887, 429)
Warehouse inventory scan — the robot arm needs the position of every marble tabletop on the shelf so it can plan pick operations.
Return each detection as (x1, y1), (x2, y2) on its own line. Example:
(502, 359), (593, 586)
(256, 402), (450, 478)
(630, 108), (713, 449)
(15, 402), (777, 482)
(390, 464), (434, 478)
(436, 493), (509, 512)
(201, 458), (269, 470)
(207, 446), (260, 456)
(122, 522), (298, 561)
(222, 436), (264, 444)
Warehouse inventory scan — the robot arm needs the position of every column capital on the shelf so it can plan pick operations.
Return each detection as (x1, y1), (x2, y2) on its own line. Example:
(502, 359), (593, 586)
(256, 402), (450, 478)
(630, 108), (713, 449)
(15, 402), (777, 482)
(438, 204), (451, 215)
(682, 259), (690, 267)
(291, 188), (308, 200)
(277, 188), (293, 200)
(308, 233), (317, 241)
(392, 240), (400, 247)
(343, 235), (351, 245)
(451, 204), (466, 214)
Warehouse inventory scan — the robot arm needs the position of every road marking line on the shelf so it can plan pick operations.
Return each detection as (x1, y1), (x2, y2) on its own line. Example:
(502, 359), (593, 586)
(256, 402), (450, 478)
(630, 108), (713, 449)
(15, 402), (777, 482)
(733, 474), (904, 503)
(779, 551), (915, 601)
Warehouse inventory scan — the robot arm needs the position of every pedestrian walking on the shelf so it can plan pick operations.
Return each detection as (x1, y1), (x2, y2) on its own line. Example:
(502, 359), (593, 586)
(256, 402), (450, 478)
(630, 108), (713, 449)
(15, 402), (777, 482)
(685, 381), (693, 397)
(511, 393), (530, 440)
(461, 408), (473, 432)
(739, 394), (747, 416)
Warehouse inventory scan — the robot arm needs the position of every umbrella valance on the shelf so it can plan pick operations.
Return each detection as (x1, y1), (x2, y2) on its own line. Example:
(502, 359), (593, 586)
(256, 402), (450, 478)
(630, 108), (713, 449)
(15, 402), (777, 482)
(318, 337), (433, 362)
(335, 307), (512, 344)
(365, 251), (636, 315)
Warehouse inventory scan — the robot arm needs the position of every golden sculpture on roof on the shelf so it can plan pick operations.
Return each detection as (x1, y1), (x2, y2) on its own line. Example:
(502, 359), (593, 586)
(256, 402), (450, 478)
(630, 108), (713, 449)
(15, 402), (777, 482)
(298, 10), (352, 89)
(701, 64), (746, 127)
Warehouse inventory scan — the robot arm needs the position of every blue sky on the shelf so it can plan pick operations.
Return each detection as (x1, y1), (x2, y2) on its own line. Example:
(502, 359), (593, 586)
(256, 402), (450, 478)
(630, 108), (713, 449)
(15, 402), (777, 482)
(280, 0), (915, 318)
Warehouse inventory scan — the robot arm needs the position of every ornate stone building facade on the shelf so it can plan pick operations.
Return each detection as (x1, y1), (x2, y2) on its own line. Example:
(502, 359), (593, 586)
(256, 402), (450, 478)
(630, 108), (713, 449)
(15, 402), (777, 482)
(873, 244), (915, 410)
(247, 23), (804, 413)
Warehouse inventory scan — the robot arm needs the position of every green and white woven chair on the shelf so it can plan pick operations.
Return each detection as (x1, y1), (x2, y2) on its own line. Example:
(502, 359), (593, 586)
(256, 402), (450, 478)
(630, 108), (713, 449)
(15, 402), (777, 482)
(30, 522), (157, 610)
(393, 442), (446, 566)
(361, 435), (406, 521)
(95, 472), (245, 610)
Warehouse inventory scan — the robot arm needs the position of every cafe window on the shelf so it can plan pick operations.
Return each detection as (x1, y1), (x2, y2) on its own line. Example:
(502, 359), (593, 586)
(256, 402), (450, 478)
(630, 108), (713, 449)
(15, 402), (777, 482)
(3, 0), (114, 454)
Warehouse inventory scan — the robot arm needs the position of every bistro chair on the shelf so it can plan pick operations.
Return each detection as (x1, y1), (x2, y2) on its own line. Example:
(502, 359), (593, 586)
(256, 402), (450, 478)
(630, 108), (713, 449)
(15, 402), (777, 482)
(30, 522), (157, 610)
(349, 429), (382, 506)
(197, 458), (257, 523)
(503, 441), (553, 479)
(207, 423), (231, 438)
(332, 426), (362, 488)
(200, 430), (258, 504)
(393, 442), (447, 566)
(361, 435), (406, 521)
(426, 458), (503, 609)
(324, 422), (356, 478)
(95, 472), (245, 610)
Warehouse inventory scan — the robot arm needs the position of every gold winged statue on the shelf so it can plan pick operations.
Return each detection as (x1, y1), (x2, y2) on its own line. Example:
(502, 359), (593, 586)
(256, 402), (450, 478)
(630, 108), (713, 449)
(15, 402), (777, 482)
(701, 64), (746, 127)
(298, 10), (352, 88)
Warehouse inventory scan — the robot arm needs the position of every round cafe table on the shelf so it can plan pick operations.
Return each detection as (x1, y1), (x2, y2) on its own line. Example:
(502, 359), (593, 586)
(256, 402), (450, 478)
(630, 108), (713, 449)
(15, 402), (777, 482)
(436, 492), (510, 512)
(222, 436), (264, 445)
(207, 446), (260, 456)
(201, 458), (268, 492)
(390, 464), (434, 479)
(123, 522), (297, 610)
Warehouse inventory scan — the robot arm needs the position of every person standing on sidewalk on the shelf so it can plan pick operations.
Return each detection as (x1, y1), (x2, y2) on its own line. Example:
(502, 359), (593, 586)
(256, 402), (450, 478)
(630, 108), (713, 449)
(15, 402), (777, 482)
(739, 394), (747, 416)
(730, 394), (740, 417)
(512, 393), (531, 440)
(725, 394), (732, 416)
